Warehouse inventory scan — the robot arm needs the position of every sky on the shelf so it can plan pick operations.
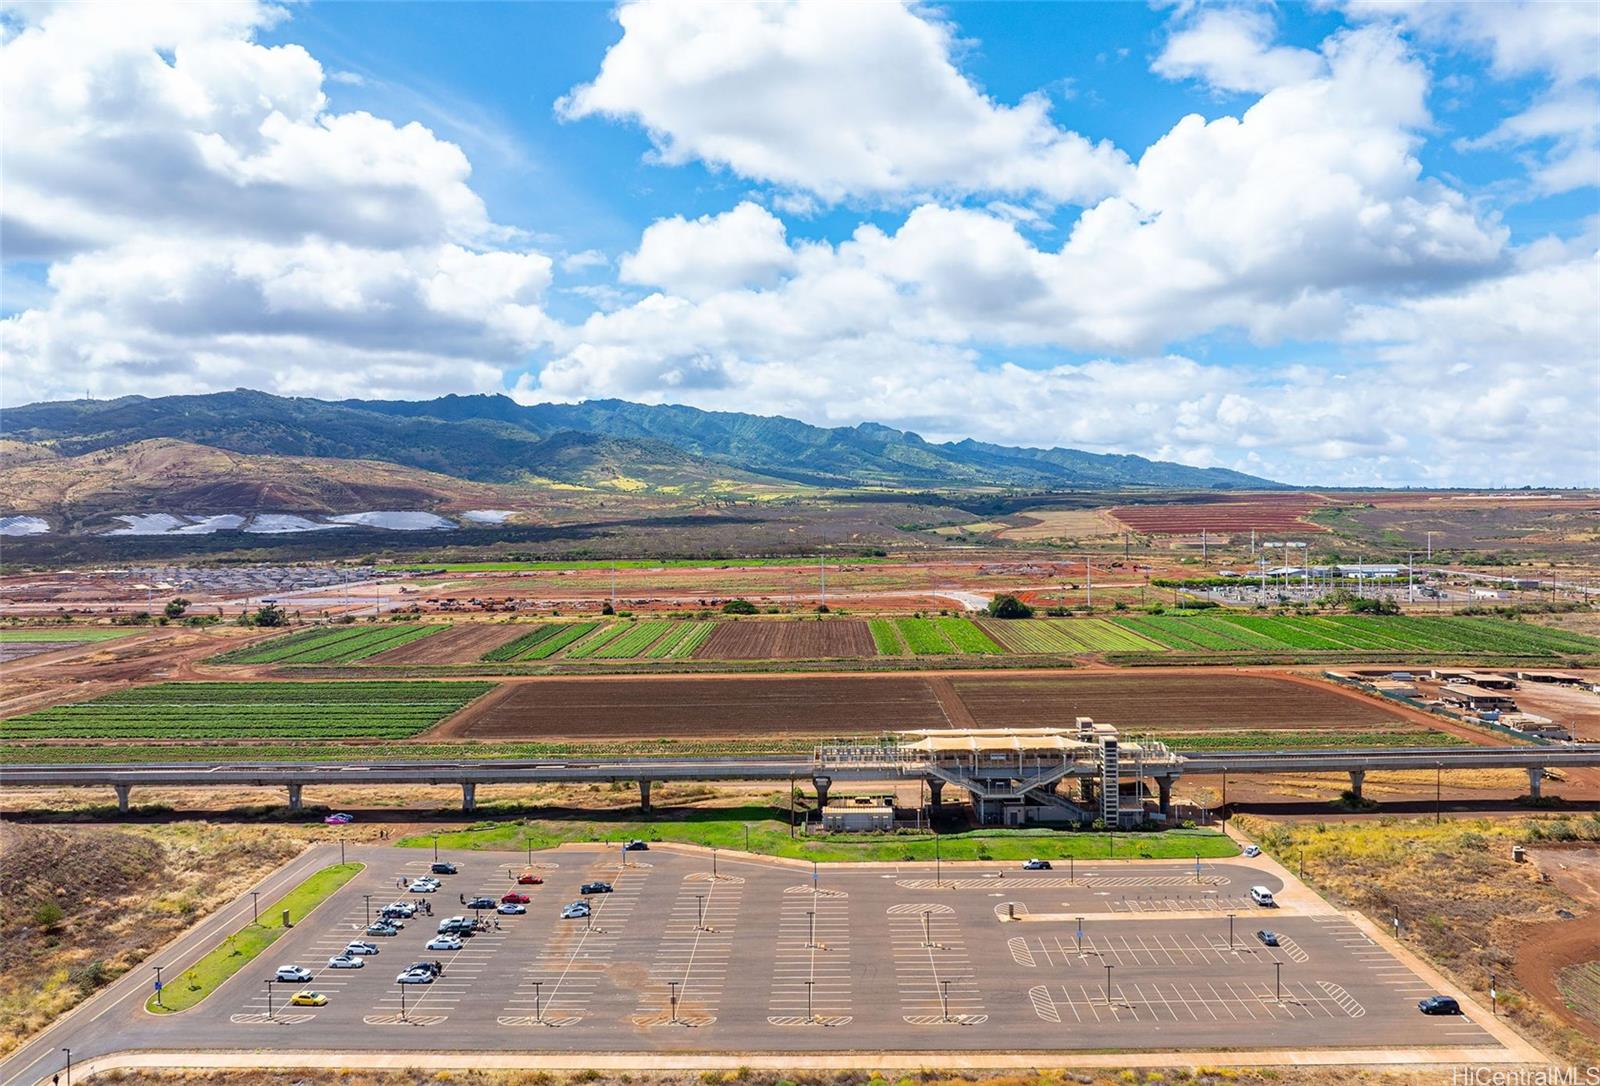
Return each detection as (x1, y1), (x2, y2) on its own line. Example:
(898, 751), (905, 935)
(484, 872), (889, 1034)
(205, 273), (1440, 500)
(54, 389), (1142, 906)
(1, 0), (1596, 487)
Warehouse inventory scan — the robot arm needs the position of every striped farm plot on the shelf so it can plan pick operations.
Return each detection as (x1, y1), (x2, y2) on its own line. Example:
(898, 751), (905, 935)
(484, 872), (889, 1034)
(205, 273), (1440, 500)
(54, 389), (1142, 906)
(0, 680), (493, 740)
(588, 620), (674, 659)
(215, 624), (445, 665)
(895, 617), (957, 654)
(1118, 614), (1600, 656)
(646, 621), (715, 659)
(980, 619), (1168, 654)
(561, 623), (632, 659)
(869, 618), (907, 656)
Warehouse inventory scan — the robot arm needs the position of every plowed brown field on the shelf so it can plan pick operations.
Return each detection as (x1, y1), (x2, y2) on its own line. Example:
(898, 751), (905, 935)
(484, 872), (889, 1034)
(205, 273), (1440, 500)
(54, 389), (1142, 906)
(438, 675), (949, 739)
(949, 673), (1404, 731)
(361, 624), (529, 665)
(694, 620), (876, 660)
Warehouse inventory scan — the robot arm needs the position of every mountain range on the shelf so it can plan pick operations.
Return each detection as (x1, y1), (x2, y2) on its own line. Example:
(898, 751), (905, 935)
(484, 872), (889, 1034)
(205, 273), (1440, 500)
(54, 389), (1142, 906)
(2, 391), (1276, 513)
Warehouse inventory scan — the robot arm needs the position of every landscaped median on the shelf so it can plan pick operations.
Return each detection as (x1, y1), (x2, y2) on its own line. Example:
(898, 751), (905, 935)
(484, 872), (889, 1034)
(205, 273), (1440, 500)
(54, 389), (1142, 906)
(146, 862), (362, 1013)
(397, 808), (1238, 862)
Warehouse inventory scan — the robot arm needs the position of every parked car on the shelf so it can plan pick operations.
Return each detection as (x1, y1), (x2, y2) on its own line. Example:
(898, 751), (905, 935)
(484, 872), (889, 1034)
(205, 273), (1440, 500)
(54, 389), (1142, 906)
(1249, 886), (1277, 907)
(437, 917), (474, 935)
(1256, 930), (1280, 947)
(408, 961), (444, 976)
(580, 881), (613, 895)
(381, 902), (415, 918)
(516, 872), (543, 885)
(1418, 995), (1462, 1015)
(396, 969), (434, 985)
(1243, 844), (1262, 858)
(623, 840), (650, 851)
(1022, 859), (1053, 870)
(366, 922), (400, 937)
(467, 896), (496, 910)
(408, 879), (438, 893)
(500, 891), (531, 904)
(327, 954), (364, 969)
(343, 941), (379, 956)
(560, 902), (591, 920)
(274, 966), (312, 983)
(497, 902), (526, 915)
(426, 935), (462, 951)
(430, 862), (458, 875)
(324, 813), (354, 825)
(289, 990), (328, 1006)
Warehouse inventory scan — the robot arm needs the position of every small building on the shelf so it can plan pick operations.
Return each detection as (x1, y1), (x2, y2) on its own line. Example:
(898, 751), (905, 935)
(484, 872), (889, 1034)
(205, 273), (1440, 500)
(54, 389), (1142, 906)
(821, 805), (893, 832)
(1470, 588), (1510, 600)
(1439, 684), (1519, 713)
(1515, 671), (1587, 686)
(1457, 671), (1518, 690)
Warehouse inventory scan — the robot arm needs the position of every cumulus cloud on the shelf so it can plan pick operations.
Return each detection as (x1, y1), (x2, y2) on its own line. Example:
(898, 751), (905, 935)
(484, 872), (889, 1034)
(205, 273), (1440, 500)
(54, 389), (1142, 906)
(0, 0), (550, 404)
(557, 0), (1131, 205)
(1153, 7), (1324, 94)
(620, 202), (797, 300)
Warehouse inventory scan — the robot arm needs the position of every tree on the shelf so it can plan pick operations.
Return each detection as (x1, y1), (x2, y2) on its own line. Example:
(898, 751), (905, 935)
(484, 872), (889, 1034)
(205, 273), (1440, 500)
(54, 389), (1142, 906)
(252, 603), (288, 627)
(986, 593), (1033, 619)
(164, 597), (190, 619)
(721, 598), (758, 615)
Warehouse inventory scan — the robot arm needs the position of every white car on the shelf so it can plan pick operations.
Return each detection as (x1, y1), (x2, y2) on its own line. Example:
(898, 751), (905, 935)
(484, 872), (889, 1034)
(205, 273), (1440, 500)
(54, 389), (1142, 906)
(384, 902), (416, 918)
(496, 902), (526, 915)
(274, 966), (312, 983)
(396, 969), (434, 985)
(425, 935), (462, 951)
(1243, 844), (1262, 858)
(408, 879), (438, 893)
(344, 941), (379, 956)
(327, 954), (364, 969)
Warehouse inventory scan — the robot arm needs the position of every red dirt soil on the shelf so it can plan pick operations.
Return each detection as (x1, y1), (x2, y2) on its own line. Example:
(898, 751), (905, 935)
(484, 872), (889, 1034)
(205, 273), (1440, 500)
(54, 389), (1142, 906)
(694, 620), (876, 660)
(1108, 494), (1329, 535)
(433, 675), (951, 739)
(361, 624), (527, 665)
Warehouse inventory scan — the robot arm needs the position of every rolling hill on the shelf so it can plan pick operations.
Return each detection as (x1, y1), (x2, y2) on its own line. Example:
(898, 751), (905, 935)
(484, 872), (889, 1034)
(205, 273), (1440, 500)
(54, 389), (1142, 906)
(2, 390), (1277, 491)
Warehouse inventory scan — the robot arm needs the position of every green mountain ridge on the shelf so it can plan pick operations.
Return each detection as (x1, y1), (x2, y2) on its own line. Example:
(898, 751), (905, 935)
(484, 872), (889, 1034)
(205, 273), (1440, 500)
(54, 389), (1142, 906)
(1, 390), (1279, 491)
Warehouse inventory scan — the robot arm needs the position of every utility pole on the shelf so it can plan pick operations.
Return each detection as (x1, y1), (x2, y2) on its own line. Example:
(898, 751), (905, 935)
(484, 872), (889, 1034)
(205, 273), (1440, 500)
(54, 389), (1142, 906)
(1086, 556), (1092, 609)
(819, 551), (826, 609)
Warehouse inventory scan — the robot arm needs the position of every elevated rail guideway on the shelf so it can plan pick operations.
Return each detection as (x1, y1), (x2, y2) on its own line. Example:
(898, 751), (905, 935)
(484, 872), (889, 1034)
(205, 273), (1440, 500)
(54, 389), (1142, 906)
(6, 722), (1598, 818)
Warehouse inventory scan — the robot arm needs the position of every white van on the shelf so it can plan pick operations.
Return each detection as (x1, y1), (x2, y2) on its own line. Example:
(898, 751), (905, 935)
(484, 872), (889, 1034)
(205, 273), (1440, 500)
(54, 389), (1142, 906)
(1250, 885), (1276, 907)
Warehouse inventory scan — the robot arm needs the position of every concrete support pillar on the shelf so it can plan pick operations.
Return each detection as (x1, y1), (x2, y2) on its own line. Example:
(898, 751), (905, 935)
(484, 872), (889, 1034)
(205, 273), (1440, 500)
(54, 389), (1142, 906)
(462, 782), (477, 813)
(1079, 777), (1095, 803)
(927, 780), (944, 808)
(286, 783), (303, 812)
(812, 775), (832, 811)
(1157, 777), (1173, 817)
(1347, 770), (1365, 800)
(1527, 767), (1544, 801)
(639, 779), (653, 814)
(114, 783), (132, 814)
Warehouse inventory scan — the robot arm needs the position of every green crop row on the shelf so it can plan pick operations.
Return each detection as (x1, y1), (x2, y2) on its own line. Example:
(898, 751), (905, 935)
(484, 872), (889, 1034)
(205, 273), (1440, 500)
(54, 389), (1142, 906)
(590, 621), (673, 659)
(515, 622), (601, 660)
(894, 617), (954, 654)
(0, 681), (493, 740)
(868, 618), (905, 655)
(480, 624), (563, 662)
(646, 621), (715, 659)
(0, 628), (140, 642)
(563, 623), (632, 659)
(933, 617), (1002, 654)
(215, 624), (443, 664)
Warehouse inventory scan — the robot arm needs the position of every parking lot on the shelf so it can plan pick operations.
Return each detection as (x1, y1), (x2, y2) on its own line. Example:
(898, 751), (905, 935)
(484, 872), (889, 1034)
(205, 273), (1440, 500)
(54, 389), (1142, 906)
(65, 844), (1505, 1056)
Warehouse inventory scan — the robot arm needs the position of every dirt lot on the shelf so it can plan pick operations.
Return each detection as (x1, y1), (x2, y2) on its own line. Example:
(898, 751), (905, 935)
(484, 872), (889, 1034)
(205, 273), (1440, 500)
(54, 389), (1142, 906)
(694, 619), (876, 660)
(436, 675), (952, 739)
(1107, 493), (1329, 535)
(950, 672), (1408, 731)
(360, 623), (526, 665)
(1510, 678), (1600, 740)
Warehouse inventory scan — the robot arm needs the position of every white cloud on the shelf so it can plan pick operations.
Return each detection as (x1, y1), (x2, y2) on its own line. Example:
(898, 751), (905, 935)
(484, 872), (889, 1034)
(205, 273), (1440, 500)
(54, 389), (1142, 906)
(0, 0), (550, 405)
(1343, 0), (1600, 195)
(558, 0), (1131, 205)
(1154, 7), (1324, 94)
(620, 202), (797, 300)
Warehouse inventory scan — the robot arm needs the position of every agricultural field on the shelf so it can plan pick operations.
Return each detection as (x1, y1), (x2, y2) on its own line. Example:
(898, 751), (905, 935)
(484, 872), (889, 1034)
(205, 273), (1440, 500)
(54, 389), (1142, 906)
(643, 620), (714, 658)
(868, 617), (905, 655)
(1108, 493), (1328, 535)
(482, 622), (599, 661)
(0, 681), (493, 740)
(211, 624), (444, 665)
(439, 675), (950, 740)
(0, 628), (142, 642)
(358, 623), (527, 664)
(694, 619), (876, 660)
(1111, 614), (1600, 657)
(979, 617), (1167, 653)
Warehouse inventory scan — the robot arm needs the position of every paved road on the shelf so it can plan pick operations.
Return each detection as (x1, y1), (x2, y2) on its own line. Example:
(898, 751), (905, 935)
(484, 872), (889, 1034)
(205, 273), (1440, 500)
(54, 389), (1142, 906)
(1, 846), (1514, 1086)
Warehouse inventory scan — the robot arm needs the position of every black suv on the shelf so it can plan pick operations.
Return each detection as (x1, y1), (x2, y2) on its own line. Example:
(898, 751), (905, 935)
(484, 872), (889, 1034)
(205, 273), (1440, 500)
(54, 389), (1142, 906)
(580, 881), (614, 895)
(430, 862), (459, 875)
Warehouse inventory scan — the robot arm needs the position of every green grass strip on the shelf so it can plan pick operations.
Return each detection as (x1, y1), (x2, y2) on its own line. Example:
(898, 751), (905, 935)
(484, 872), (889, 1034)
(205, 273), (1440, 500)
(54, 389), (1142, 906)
(398, 809), (1236, 862)
(146, 862), (362, 1013)
(894, 617), (955, 654)
(0, 628), (140, 642)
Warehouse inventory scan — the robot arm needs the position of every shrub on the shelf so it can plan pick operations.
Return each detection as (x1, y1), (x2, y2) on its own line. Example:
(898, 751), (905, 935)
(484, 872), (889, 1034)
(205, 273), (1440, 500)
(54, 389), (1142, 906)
(31, 902), (65, 930)
(721, 599), (758, 615)
(988, 593), (1034, 619)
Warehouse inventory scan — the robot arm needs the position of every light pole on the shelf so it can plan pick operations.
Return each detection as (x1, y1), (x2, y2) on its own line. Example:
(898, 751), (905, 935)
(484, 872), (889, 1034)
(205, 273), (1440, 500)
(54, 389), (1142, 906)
(251, 891), (260, 924)
(340, 839), (346, 866)
(743, 824), (750, 852)
(1104, 964), (1114, 1006)
(399, 982), (407, 1021)
(1435, 763), (1442, 824)
(532, 980), (543, 1023)
(694, 894), (707, 931)
(60, 1048), (71, 1086)
(432, 833), (440, 861)
(1076, 917), (1084, 955)
(1227, 913), (1235, 950)
(807, 909), (816, 949)
(364, 894), (372, 927)
(921, 909), (932, 948)
(668, 980), (679, 1024)
(153, 965), (164, 1008)
(934, 831), (941, 887)
(712, 847), (718, 879)
(1490, 972), (1497, 1016)
(1274, 960), (1283, 1004)
(939, 978), (952, 1022)
(264, 979), (274, 1020)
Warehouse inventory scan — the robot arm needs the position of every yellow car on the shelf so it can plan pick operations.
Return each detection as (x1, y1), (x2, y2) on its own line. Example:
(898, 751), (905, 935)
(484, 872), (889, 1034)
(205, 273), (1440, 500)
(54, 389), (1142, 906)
(289, 990), (328, 1007)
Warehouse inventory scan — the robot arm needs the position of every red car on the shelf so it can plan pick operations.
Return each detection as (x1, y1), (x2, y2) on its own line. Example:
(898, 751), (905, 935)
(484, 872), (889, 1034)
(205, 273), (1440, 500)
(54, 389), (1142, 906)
(500, 891), (531, 905)
(516, 873), (543, 885)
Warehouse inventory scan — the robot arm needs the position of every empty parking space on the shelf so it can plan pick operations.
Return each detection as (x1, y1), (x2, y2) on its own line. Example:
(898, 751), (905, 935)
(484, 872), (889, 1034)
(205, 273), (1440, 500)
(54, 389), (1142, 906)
(767, 885), (852, 1026)
(632, 873), (745, 1027)
(887, 903), (986, 1025)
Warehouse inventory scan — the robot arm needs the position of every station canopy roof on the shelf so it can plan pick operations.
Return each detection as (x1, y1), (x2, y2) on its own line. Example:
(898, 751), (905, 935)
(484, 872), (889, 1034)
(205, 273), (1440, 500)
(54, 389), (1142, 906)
(898, 727), (1164, 757)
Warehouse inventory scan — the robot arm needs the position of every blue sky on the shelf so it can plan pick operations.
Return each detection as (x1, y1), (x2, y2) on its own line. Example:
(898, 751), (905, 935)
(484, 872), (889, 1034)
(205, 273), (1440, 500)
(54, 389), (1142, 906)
(2, 0), (1596, 485)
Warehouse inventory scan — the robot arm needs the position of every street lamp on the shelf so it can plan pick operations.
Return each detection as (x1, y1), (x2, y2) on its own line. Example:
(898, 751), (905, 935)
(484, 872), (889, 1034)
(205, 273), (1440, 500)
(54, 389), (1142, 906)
(532, 980), (543, 1023)
(743, 824), (750, 851)
(939, 978), (952, 1022)
(1104, 964), (1114, 1006)
(264, 979), (274, 1020)
(934, 831), (941, 887)
(364, 894), (372, 927)
(1435, 762), (1443, 824)
(668, 980), (680, 1024)
(711, 847), (718, 879)
(1227, 913), (1235, 950)
(432, 833), (440, 861)
(1274, 960), (1284, 1004)
(153, 965), (164, 1008)
(60, 1047), (71, 1086)
(251, 891), (260, 924)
